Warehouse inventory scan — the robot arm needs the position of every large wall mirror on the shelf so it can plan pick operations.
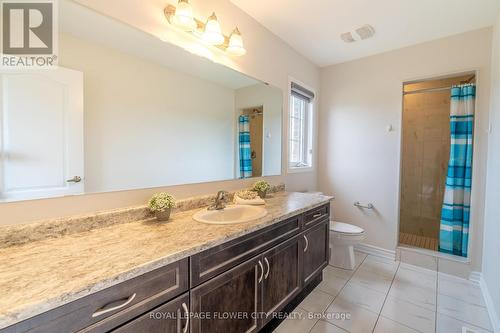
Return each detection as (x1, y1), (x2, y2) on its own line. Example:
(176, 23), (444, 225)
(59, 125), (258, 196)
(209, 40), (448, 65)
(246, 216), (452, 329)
(0, 0), (283, 202)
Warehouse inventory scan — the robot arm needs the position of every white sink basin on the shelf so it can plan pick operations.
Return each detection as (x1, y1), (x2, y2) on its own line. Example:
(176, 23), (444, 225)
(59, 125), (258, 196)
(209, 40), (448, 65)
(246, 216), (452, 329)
(193, 205), (268, 225)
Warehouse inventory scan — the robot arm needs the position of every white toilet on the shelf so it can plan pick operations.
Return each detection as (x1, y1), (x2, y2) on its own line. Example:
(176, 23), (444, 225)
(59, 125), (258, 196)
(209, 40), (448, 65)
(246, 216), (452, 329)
(329, 221), (365, 270)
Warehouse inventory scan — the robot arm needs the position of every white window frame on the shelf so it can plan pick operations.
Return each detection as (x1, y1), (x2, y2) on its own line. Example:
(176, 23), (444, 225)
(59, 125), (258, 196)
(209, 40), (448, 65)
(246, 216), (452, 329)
(287, 78), (315, 173)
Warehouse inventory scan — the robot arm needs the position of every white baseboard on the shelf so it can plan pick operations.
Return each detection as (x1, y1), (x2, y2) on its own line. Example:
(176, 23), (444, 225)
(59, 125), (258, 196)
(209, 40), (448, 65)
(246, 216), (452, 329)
(469, 271), (482, 285)
(479, 275), (500, 333)
(354, 243), (396, 261)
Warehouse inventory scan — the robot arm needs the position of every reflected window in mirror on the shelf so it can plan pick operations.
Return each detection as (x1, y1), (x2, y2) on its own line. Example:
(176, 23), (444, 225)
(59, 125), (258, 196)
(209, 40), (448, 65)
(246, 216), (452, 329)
(288, 82), (314, 171)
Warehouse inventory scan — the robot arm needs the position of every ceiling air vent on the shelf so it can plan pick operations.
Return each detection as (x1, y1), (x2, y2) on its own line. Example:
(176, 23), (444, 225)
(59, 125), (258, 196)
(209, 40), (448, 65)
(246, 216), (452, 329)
(341, 24), (375, 43)
(356, 24), (375, 40)
(340, 32), (356, 43)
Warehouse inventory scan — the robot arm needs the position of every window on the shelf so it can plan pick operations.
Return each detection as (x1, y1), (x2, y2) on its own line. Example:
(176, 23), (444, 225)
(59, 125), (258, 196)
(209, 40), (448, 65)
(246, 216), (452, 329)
(288, 82), (314, 170)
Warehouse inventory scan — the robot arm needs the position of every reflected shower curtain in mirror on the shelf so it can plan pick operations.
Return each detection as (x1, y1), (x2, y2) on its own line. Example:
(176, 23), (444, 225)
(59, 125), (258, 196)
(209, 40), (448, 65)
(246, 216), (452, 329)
(439, 84), (475, 257)
(239, 115), (253, 178)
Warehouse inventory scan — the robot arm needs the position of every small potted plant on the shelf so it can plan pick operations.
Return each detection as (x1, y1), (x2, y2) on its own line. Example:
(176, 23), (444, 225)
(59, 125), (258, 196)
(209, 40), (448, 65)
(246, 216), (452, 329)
(252, 180), (271, 199)
(148, 193), (176, 222)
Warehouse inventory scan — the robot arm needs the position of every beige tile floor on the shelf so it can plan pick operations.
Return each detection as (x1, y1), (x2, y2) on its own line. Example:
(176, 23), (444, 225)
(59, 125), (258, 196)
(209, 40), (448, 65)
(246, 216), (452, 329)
(274, 252), (493, 333)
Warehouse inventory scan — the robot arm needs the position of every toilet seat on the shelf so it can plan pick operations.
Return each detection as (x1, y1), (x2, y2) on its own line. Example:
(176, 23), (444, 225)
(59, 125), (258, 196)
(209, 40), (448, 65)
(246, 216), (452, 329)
(330, 222), (364, 235)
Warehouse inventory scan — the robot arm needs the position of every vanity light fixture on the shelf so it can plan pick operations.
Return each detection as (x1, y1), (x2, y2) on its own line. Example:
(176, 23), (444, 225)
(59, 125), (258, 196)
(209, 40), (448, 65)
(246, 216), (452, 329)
(202, 12), (225, 45)
(164, 3), (247, 56)
(227, 27), (247, 56)
(171, 0), (197, 31)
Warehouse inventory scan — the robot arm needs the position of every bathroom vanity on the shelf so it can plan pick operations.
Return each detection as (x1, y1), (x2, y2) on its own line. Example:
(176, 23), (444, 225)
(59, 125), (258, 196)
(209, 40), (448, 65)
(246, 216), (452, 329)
(0, 2), (331, 332)
(0, 192), (332, 333)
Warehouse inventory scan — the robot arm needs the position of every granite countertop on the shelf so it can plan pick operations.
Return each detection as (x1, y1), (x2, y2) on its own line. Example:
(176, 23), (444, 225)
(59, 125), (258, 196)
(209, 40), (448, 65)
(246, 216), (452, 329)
(0, 191), (332, 329)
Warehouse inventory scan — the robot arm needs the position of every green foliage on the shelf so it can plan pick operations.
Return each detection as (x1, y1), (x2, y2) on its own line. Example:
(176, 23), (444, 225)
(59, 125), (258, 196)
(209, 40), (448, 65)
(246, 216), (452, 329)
(148, 193), (176, 212)
(252, 180), (271, 193)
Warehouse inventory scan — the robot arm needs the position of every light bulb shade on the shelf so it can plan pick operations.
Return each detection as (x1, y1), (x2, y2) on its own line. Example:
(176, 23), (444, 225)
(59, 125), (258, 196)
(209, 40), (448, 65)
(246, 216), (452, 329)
(172, 0), (197, 31)
(202, 12), (225, 45)
(227, 28), (246, 56)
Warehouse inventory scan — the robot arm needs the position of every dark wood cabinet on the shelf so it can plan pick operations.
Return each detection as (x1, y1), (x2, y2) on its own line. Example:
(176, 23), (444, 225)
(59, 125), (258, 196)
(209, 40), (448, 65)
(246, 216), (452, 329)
(302, 220), (329, 285)
(3, 203), (330, 333)
(190, 215), (301, 287)
(111, 293), (189, 333)
(303, 204), (329, 229)
(3, 259), (189, 333)
(261, 235), (302, 326)
(190, 256), (262, 333)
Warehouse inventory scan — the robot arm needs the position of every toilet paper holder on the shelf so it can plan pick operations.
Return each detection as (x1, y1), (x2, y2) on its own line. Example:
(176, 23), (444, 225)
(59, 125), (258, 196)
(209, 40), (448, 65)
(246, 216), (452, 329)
(354, 201), (374, 209)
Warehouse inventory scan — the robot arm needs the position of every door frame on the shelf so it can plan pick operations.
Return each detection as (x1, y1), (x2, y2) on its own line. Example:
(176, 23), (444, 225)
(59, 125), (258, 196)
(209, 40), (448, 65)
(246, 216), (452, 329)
(396, 68), (480, 262)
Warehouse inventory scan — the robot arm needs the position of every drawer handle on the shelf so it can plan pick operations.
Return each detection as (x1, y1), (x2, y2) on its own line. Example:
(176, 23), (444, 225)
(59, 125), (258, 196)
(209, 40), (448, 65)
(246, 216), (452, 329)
(303, 235), (309, 252)
(182, 302), (189, 333)
(91, 293), (136, 318)
(264, 257), (270, 279)
(313, 213), (323, 218)
(258, 260), (264, 283)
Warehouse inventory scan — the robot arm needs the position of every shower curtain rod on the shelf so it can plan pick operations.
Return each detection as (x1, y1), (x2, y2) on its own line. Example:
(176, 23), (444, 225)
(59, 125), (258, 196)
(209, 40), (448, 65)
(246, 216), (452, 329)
(403, 86), (453, 95)
(404, 76), (475, 95)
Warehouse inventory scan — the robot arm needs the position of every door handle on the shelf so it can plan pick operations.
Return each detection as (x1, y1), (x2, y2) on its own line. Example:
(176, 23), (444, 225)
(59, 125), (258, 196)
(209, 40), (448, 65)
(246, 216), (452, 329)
(181, 302), (189, 333)
(303, 235), (309, 252)
(258, 260), (264, 283)
(66, 176), (82, 183)
(264, 257), (270, 279)
(313, 213), (322, 218)
(92, 293), (136, 318)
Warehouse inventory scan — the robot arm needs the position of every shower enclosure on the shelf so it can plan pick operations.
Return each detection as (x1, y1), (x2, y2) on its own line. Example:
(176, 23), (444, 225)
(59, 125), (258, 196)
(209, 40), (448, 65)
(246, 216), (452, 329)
(399, 74), (475, 253)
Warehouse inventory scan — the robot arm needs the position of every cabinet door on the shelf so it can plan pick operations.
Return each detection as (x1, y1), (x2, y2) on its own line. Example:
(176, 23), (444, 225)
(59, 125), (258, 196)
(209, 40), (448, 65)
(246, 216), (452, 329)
(111, 293), (189, 333)
(302, 220), (329, 285)
(261, 235), (302, 326)
(190, 256), (263, 333)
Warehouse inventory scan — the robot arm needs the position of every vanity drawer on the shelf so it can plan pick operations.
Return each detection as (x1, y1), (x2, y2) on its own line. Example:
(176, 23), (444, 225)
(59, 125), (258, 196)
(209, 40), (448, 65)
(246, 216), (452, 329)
(5, 259), (188, 333)
(303, 204), (329, 229)
(190, 215), (301, 287)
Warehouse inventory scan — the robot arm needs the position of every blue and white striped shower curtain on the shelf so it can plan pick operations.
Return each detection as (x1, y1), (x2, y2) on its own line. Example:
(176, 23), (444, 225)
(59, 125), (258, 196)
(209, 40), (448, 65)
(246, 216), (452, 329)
(439, 84), (475, 257)
(239, 115), (252, 178)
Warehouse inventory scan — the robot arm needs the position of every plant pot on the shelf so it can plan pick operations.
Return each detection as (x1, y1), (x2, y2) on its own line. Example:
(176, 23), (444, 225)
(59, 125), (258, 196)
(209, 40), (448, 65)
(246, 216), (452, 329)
(257, 190), (267, 199)
(155, 208), (171, 222)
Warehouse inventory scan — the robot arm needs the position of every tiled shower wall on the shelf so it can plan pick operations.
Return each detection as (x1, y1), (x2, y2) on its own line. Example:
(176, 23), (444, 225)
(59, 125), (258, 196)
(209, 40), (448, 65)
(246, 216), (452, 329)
(400, 91), (450, 239)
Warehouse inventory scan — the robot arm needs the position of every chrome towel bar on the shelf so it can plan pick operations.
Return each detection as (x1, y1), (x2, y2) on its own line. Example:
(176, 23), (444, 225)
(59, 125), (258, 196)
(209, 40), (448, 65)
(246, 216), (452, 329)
(354, 201), (374, 209)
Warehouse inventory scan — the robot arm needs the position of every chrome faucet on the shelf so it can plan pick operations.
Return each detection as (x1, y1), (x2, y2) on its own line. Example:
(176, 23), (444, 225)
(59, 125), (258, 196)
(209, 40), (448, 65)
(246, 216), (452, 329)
(208, 190), (230, 210)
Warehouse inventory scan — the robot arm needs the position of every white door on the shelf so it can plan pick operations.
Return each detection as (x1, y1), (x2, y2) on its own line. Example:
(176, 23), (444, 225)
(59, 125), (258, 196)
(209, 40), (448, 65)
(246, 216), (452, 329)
(0, 68), (84, 201)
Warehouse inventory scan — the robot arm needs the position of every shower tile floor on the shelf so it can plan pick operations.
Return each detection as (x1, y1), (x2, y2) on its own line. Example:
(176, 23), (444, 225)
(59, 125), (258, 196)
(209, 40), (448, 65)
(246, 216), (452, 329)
(399, 232), (439, 251)
(274, 252), (493, 333)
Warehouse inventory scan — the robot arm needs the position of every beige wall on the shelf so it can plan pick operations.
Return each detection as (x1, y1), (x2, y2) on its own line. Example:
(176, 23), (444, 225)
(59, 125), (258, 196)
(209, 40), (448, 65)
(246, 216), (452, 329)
(482, 12), (500, 331)
(0, 0), (319, 225)
(318, 28), (492, 272)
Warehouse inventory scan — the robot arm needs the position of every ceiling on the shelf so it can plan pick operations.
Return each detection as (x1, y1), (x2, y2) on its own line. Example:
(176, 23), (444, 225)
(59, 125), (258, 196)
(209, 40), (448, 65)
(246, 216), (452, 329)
(230, 0), (500, 67)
